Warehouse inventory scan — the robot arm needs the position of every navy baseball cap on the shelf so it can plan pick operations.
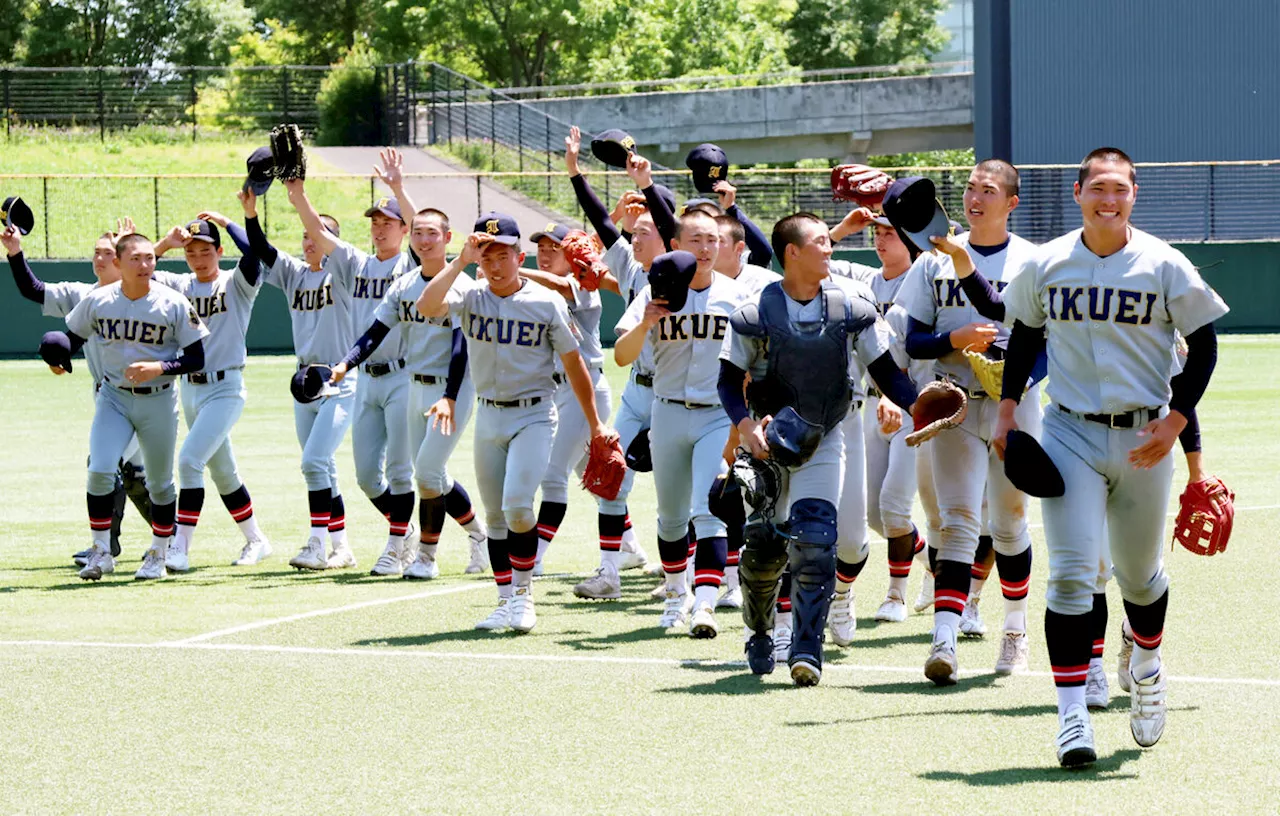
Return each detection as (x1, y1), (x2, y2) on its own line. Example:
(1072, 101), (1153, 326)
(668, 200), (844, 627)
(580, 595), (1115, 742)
(625, 428), (653, 473)
(244, 146), (275, 195)
(39, 330), (72, 373)
(590, 129), (637, 168)
(474, 211), (521, 246)
(686, 143), (729, 194)
(681, 197), (722, 216)
(882, 177), (952, 254)
(1003, 430), (1065, 498)
(364, 196), (403, 223)
(186, 219), (221, 249)
(647, 250), (698, 312)
(291, 365), (337, 404)
(1, 196), (34, 235)
(530, 221), (571, 245)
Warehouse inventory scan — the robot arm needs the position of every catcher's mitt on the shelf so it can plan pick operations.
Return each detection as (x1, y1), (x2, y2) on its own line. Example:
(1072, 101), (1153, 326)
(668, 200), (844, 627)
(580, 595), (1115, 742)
(1173, 476), (1235, 556)
(561, 229), (608, 292)
(269, 123), (307, 181)
(963, 347), (1006, 399)
(905, 379), (967, 447)
(831, 163), (892, 208)
(582, 433), (626, 501)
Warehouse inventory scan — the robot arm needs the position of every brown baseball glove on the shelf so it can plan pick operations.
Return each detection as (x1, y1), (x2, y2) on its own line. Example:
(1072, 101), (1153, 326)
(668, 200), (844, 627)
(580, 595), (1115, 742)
(561, 229), (608, 292)
(269, 123), (307, 181)
(905, 379), (968, 447)
(582, 432), (626, 500)
(831, 163), (893, 209)
(1173, 476), (1235, 556)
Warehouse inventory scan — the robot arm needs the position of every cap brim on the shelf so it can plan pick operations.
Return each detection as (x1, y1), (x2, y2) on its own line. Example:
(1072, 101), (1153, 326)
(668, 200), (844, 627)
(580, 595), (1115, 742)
(590, 140), (634, 169)
(188, 235), (218, 245)
(1004, 430), (1065, 498)
(364, 206), (401, 220)
(483, 235), (520, 246)
(529, 232), (563, 245)
(870, 215), (894, 228)
(900, 200), (953, 253)
(245, 177), (273, 196)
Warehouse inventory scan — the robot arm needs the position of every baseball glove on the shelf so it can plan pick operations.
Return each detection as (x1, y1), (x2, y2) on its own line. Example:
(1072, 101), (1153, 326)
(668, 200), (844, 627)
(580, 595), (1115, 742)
(561, 229), (608, 292)
(582, 433), (626, 501)
(1173, 476), (1235, 556)
(905, 379), (968, 447)
(269, 123), (307, 181)
(963, 347), (1006, 398)
(831, 163), (893, 208)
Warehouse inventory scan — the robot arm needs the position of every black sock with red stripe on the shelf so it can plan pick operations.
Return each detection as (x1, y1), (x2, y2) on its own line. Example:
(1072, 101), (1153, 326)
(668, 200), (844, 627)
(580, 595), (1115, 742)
(219, 484), (254, 523)
(933, 559), (970, 631)
(488, 537), (512, 593)
(87, 492), (115, 541)
(369, 488), (394, 519)
(507, 528), (538, 581)
(971, 536), (994, 582)
(307, 489), (331, 535)
(418, 495), (447, 550)
(328, 494), (346, 534)
(1090, 593), (1108, 664)
(150, 501), (176, 540)
(444, 481), (477, 525)
(598, 513), (626, 554)
(177, 488), (204, 530)
(1046, 607), (1093, 717)
(658, 535), (688, 576)
(835, 555), (867, 591)
(927, 545), (939, 575)
(692, 536), (727, 590)
(995, 547), (1033, 600)
(536, 501), (567, 551)
(389, 492), (414, 538)
(886, 530), (916, 581)
(777, 570), (792, 614)
(1123, 589), (1168, 671)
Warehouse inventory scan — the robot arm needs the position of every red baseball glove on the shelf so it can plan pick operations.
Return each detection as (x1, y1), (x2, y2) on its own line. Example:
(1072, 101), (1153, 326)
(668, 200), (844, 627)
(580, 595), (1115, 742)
(831, 163), (892, 209)
(561, 229), (608, 292)
(1173, 476), (1235, 556)
(905, 379), (967, 447)
(582, 433), (626, 500)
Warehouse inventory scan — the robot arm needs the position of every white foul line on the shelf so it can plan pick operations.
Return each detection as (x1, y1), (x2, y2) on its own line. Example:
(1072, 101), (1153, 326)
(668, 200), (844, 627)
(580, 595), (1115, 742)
(2, 638), (1278, 688)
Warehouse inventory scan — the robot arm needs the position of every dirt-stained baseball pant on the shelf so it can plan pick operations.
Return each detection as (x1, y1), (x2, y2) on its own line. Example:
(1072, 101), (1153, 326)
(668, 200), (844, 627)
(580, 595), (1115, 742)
(650, 401), (730, 542)
(540, 370), (612, 504)
(862, 396), (917, 539)
(598, 375), (653, 515)
(836, 406), (869, 565)
(352, 369), (413, 498)
(408, 375), (476, 498)
(474, 401), (556, 537)
(88, 384), (178, 505)
(294, 380), (355, 493)
(177, 371), (246, 494)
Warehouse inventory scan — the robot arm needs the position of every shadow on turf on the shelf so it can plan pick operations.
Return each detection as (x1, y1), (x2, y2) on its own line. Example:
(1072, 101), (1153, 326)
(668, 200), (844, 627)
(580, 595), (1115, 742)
(918, 748), (1142, 785)
(789, 702), (1199, 727)
(350, 630), (501, 647)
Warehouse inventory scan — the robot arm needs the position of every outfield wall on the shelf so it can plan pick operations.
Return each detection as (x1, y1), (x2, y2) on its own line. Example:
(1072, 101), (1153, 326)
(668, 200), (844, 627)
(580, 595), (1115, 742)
(1, 242), (1274, 359)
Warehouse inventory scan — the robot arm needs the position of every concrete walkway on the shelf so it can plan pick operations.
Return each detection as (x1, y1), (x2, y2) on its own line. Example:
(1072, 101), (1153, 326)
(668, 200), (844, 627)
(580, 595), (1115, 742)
(311, 146), (577, 241)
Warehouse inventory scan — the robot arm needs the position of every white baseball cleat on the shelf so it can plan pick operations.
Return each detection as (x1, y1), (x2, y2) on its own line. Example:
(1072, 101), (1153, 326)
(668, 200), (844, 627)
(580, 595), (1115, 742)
(1129, 664), (1167, 748)
(649, 579), (670, 600)
(924, 624), (959, 686)
(716, 585), (743, 610)
(772, 625), (793, 665)
(475, 597), (510, 631)
(78, 545), (114, 581)
(1056, 704), (1097, 768)
(134, 546), (168, 580)
(398, 522), (418, 570)
(326, 542), (357, 570)
(465, 529), (489, 574)
(164, 538), (190, 573)
(402, 552), (439, 580)
(73, 548), (92, 567)
(659, 591), (690, 630)
(289, 536), (328, 571)
(913, 571), (935, 612)
(958, 594), (986, 638)
(370, 541), (404, 577)
(689, 603), (719, 639)
(232, 537), (272, 566)
(1117, 628), (1135, 693)
(508, 586), (537, 633)
(994, 630), (1030, 675)
(1085, 662), (1110, 710)
(827, 590), (856, 646)
(573, 566), (622, 600)
(875, 589), (909, 623)
(618, 541), (650, 572)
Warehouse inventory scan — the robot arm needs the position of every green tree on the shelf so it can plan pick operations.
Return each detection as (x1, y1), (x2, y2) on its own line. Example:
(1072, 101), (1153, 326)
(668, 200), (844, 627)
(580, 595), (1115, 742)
(172, 0), (255, 66)
(251, 0), (377, 64)
(784, 0), (948, 71)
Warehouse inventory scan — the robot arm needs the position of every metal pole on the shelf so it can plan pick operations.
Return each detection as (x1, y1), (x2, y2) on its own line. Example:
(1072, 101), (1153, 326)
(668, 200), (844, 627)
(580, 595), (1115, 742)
(189, 69), (197, 142)
(153, 176), (161, 238)
(489, 90), (496, 171)
(462, 76), (468, 142)
(476, 175), (482, 218)
(3, 69), (9, 143)
(517, 103), (523, 172)
(42, 176), (49, 258)
(544, 117), (551, 201)
(97, 67), (105, 142)
(446, 70), (453, 145)
(370, 176), (375, 210)
(1207, 164), (1216, 240)
(282, 66), (290, 121)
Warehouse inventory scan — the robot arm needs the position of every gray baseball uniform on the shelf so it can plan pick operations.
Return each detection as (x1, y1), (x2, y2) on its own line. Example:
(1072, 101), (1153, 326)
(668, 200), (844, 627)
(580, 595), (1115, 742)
(1003, 227), (1228, 616)
(600, 237), (653, 515)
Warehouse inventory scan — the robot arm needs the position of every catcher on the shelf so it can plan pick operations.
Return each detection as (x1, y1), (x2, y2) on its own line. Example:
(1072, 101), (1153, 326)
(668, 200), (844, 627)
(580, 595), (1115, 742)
(518, 222), (615, 579)
(718, 212), (919, 685)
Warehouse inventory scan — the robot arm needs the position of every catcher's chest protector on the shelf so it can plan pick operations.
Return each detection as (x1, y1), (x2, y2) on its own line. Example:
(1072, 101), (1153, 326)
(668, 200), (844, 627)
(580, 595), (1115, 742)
(748, 282), (853, 432)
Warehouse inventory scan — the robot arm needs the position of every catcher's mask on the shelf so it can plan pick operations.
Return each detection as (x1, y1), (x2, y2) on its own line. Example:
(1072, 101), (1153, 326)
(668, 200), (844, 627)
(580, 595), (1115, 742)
(732, 449), (782, 513)
(765, 406), (825, 468)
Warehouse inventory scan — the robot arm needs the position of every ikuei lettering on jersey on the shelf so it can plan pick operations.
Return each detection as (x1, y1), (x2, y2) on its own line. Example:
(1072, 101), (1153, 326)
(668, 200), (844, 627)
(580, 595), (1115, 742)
(93, 318), (168, 345)
(467, 314), (548, 347)
(397, 300), (449, 327)
(190, 292), (228, 320)
(291, 284), (334, 312)
(352, 276), (393, 301)
(1046, 285), (1157, 325)
(656, 314), (729, 342)
(933, 278), (1009, 308)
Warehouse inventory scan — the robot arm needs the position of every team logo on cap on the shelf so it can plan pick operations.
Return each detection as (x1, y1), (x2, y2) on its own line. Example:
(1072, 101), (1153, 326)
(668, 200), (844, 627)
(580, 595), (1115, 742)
(378, 198), (390, 209)
(486, 219), (500, 234)
(707, 166), (721, 179)
(544, 222), (558, 233)
(621, 136), (636, 150)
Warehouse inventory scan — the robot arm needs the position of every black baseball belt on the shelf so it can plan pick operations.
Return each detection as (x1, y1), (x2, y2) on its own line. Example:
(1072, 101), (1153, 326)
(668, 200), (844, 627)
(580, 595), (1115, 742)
(186, 367), (243, 385)
(363, 359), (406, 377)
(481, 396), (543, 409)
(1057, 404), (1163, 430)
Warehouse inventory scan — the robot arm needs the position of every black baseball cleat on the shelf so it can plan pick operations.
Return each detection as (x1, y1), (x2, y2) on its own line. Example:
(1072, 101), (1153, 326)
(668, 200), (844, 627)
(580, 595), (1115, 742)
(789, 655), (822, 687)
(745, 633), (776, 675)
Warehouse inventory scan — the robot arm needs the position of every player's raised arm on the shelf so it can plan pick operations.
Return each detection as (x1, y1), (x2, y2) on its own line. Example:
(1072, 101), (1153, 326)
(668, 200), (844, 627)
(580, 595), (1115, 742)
(239, 189), (279, 269)
(4, 226), (47, 304)
(373, 147), (418, 231)
(284, 178), (340, 257)
(417, 233), (486, 317)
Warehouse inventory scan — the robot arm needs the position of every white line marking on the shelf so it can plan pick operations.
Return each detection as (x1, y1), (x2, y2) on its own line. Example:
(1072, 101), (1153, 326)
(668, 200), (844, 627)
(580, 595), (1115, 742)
(168, 580), (493, 644)
(2, 639), (1277, 688)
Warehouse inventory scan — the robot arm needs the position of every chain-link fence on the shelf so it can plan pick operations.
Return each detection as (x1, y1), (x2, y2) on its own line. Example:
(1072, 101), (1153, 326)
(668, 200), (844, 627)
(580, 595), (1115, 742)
(6, 162), (1277, 259)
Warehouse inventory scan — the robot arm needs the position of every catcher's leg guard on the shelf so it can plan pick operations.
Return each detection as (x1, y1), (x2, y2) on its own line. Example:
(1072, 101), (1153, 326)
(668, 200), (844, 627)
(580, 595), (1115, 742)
(109, 475), (126, 557)
(786, 498), (839, 669)
(120, 460), (152, 526)
(739, 519), (788, 635)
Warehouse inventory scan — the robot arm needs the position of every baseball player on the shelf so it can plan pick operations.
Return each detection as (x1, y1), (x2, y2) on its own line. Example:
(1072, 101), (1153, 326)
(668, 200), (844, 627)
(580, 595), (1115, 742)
(149, 214), (270, 570)
(328, 206), (488, 578)
(285, 149), (419, 569)
(416, 212), (614, 634)
(41, 232), (208, 580)
(517, 221), (613, 578)
(721, 212), (918, 683)
(242, 184), (355, 571)
(615, 209), (748, 637)
(895, 160), (1042, 683)
(995, 147), (1228, 767)
(5, 221), (152, 563)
